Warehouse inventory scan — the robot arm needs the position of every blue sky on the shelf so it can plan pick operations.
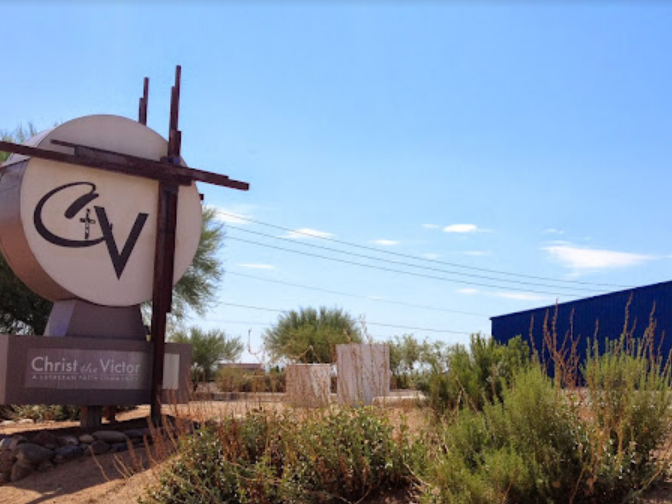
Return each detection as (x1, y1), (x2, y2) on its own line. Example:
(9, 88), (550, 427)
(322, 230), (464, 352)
(3, 2), (672, 361)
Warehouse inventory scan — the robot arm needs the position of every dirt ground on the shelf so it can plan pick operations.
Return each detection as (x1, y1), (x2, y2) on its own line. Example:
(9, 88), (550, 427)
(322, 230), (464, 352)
(0, 401), (671, 504)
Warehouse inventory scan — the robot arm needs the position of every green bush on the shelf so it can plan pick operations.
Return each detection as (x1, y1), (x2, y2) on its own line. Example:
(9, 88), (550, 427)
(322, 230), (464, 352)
(142, 407), (420, 504)
(427, 335), (530, 414)
(421, 366), (582, 504)
(419, 333), (672, 504)
(8, 404), (80, 422)
(580, 334), (672, 499)
(145, 330), (672, 504)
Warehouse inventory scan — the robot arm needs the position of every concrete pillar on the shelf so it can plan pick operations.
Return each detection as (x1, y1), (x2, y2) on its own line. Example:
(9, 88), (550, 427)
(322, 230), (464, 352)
(44, 300), (147, 428)
(286, 364), (331, 407)
(337, 344), (390, 406)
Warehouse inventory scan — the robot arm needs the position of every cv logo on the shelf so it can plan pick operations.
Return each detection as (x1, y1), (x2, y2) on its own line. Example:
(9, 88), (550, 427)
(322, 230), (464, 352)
(33, 182), (149, 279)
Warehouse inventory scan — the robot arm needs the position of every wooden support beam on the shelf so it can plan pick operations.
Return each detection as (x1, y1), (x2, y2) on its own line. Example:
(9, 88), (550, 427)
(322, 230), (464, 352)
(0, 140), (191, 186)
(149, 180), (179, 420)
(0, 140), (250, 191)
(151, 65), (183, 422)
(139, 77), (149, 125)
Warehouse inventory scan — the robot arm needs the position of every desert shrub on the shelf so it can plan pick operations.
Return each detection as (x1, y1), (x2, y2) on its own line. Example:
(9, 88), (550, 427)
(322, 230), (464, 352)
(421, 366), (582, 504)
(578, 333), (672, 499)
(419, 333), (672, 504)
(8, 404), (80, 422)
(216, 367), (286, 393)
(427, 334), (530, 414)
(0, 405), (12, 420)
(142, 407), (420, 504)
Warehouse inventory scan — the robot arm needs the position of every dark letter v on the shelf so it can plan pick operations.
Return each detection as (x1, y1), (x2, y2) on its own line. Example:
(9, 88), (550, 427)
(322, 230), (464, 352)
(94, 206), (149, 279)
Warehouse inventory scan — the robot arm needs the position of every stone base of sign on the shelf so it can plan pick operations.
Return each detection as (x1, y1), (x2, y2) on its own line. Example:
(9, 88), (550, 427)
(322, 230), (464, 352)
(44, 300), (147, 340)
(0, 334), (190, 406)
(286, 364), (331, 407)
(336, 344), (390, 406)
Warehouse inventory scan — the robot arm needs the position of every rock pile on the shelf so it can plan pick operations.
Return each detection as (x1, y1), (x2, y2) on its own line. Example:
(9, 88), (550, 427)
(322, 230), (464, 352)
(0, 428), (153, 484)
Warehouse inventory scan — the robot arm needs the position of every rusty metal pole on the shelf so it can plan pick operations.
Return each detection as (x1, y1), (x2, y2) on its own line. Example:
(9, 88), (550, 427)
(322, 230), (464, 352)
(139, 77), (149, 125)
(149, 181), (178, 420)
(150, 66), (182, 421)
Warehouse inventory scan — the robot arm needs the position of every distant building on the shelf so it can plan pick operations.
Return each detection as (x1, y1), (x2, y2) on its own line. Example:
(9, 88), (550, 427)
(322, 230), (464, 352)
(217, 362), (263, 373)
(491, 280), (672, 362)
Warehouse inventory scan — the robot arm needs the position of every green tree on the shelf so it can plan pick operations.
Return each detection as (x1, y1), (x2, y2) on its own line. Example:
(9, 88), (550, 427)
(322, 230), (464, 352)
(153, 205), (225, 322)
(387, 334), (447, 389)
(263, 306), (362, 363)
(0, 124), (226, 333)
(170, 326), (244, 382)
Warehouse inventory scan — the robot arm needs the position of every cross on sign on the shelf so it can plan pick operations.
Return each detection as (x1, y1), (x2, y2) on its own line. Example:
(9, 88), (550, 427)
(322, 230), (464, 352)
(79, 208), (97, 240)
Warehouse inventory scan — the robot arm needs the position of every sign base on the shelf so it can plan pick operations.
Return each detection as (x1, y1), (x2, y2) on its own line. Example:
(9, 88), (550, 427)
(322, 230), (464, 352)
(45, 300), (147, 340)
(0, 334), (190, 406)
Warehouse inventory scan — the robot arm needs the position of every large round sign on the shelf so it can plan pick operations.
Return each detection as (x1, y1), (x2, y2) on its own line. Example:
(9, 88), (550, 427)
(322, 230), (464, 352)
(0, 115), (202, 307)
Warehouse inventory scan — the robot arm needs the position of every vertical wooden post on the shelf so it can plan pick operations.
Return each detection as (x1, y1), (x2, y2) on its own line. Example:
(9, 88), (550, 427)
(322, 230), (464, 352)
(139, 77), (149, 125)
(149, 181), (178, 420)
(150, 65), (182, 421)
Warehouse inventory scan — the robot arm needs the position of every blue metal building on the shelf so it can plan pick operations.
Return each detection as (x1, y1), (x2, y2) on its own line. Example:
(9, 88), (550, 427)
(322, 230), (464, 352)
(491, 280), (672, 361)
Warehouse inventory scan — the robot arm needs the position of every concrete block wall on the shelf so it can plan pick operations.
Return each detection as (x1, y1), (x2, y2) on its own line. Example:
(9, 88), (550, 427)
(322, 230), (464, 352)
(286, 363), (331, 407)
(336, 344), (390, 406)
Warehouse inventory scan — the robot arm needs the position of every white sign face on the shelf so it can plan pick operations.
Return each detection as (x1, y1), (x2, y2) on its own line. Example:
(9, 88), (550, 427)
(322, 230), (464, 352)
(0, 115), (202, 306)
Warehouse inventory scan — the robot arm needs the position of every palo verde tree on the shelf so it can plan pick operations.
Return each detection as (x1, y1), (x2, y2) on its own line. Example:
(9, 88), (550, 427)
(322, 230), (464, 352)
(263, 306), (362, 363)
(170, 326), (244, 382)
(0, 124), (226, 334)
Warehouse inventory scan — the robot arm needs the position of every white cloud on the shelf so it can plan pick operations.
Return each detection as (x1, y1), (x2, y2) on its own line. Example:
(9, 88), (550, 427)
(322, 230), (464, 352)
(237, 263), (275, 270)
(443, 224), (490, 234)
(282, 228), (334, 240)
(423, 253), (441, 260)
(494, 291), (550, 301)
(457, 288), (479, 295)
(543, 228), (565, 235)
(372, 239), (399, 246)
(543, 245), (655, 270)
(422, 224), (440, 229)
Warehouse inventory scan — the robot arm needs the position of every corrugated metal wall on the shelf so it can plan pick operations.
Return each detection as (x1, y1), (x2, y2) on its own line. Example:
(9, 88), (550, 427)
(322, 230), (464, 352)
(491, 280), (672, 361)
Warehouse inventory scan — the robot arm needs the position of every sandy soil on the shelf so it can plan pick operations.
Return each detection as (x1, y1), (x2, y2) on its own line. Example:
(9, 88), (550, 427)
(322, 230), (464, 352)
(0, 401), (670, 504)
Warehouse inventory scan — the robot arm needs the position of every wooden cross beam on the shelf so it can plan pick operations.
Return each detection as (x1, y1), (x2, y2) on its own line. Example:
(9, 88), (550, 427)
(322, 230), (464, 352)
(0, 139), (249, 191)
(0, 65), (249, 421)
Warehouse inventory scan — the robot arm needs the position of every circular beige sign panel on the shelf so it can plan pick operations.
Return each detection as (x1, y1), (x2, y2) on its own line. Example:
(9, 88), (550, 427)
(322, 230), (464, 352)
(0, 115), (202, 307)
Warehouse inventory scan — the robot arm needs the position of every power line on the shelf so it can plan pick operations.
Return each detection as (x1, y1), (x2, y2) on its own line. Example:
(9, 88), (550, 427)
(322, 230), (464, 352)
(229, 226), (606, 294)
(227, 236), (586, 298)
(217, 210), (632, 289)
(218, 302), (283, 313)
(363, 321), (471, 335)
(216, 302), (473, 335)
(207, 320), (269, 326)
(227, 270), (490, 318)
